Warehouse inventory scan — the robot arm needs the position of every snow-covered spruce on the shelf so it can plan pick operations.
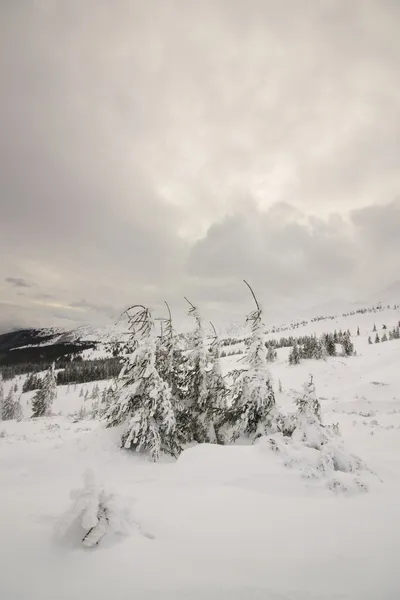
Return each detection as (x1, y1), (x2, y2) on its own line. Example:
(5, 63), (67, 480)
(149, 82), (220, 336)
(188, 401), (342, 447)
(288, 340), (301, 365)
(222, 282), (276, 443)
(205, 323), (228, 443)
(104, 306), (177, 461)
(1, 387), (22, 421)
(291, 375), (329, 450)
(155, 302), (188, 451)
(0, 374), (4, 419)
(55, 469), (129, 548)
(31, 364), (57, 418)
(182, 299), (216, 444)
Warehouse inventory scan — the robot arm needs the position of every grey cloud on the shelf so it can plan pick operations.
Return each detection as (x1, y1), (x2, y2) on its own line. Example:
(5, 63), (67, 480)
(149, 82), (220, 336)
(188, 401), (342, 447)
(0, 1), (399, 331)
(5, 277), (34, 288)
(187, 199), (400, 316)
(69, 299), (118, 319)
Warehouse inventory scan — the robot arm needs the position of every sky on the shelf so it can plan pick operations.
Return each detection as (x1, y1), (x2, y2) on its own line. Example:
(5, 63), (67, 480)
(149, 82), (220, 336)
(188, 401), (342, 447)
(1, 0), (400, 333)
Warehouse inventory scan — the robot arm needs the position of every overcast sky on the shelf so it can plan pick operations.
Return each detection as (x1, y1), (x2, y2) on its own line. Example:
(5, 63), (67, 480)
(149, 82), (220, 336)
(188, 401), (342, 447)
(1, 0), (400, 332)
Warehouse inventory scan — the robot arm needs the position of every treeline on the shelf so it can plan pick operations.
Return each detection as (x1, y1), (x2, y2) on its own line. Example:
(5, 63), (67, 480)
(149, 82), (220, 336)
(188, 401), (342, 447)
(369, 325), (400, 344)
(288, 331), (354, 365)
(56, 357), (122, 385)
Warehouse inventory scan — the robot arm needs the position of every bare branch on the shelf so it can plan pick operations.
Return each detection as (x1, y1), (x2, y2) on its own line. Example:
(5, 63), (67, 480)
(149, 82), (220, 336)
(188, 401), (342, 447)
(243, 280), (260, 312)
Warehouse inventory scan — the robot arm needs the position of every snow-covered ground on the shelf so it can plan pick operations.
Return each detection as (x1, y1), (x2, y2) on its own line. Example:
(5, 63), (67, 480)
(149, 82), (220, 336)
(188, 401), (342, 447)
(1, 317), (400, 599)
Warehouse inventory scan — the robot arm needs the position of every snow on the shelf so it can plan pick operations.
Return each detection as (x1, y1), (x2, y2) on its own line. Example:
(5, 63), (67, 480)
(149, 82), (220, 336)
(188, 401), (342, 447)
(1, 313), (400, 598)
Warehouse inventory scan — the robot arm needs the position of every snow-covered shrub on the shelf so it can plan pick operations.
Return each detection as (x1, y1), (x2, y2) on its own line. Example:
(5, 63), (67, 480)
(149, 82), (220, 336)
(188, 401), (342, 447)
(55, 470), (130, 548)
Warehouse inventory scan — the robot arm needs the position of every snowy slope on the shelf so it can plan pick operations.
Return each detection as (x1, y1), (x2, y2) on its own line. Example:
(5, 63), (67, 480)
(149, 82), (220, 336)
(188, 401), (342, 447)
(1, 314), (400, 599)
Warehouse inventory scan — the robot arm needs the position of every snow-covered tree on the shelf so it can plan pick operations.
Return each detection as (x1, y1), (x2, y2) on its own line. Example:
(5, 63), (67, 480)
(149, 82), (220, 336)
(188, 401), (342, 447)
(31, 364), (57, 418)
(182, 298), (214, 444)
(223, 281), (276, 442)
(155, 303), (189, 449)
(0, 374), (4, 420)
(2, 389), (16, 420)
(205, 323), (228, 443)
(288, 340), (301, 365)
(266, 343), (277, 362)
(341, 332), (355, 356)
(291, 375), (328, 450)
(104, 305), (177, 461)
(55, 469), (127, 548)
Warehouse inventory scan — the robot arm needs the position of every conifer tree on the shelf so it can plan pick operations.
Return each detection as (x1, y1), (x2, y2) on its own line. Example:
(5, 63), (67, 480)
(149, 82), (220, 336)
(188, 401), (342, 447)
(2, 389), (16, 420)
(312, 336), (328, 360)
(14, 396), (23, 421)
(182, 298), (214, 443)
(357, 326), (360, 336)
(205, 322), (228, 443)
(375, 333), (380, 343)
(324, 333), (336, 356)
(382, 332), (388, 342)
(266, 343), (277, 362)
(341, 332), (355, 356)
(368, 336), (372, 344)
(31, 364), (57, 418)
(288, 340), (301, 364)
(292, 375), (328, 450)
(104, 305), (176, 461)
(0, 374), (4, 420)
(223, 281), (276, 442)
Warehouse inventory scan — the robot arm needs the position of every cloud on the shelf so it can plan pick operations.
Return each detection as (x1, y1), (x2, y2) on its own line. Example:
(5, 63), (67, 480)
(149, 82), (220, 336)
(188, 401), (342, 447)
(187, 199), (400, 317)
(5, 277), (34, 288)
(0, 1), (399, 331)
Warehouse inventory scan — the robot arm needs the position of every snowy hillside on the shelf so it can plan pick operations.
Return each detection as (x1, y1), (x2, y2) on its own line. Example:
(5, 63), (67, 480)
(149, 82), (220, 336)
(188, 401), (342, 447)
(1, 308), (400, 599)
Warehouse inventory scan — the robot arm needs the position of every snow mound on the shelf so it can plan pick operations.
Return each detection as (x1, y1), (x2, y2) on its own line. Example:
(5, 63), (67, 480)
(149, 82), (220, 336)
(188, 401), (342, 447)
(173, 437), (378, 496)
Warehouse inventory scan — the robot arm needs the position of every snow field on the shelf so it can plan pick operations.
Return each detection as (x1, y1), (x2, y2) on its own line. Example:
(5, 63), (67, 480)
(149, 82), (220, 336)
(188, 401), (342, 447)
(1, 325), (400, 598)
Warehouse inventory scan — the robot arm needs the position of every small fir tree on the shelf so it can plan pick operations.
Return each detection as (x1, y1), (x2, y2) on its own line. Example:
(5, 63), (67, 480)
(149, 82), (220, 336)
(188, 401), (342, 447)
(223, 281), (276, 442)
(375, 333), (380, 343)
(289, 340), (301, 365)
(292, 375), (328, 450)
(266, 343), (277, 362)
(341, 332), (355, 356)
(0, 374), (4, 420)
(104, 305), (176, 461)
(2, 389), (16, 420)
(182, 298), (214, 444)
(31, 364), (57, 418)
(205, 322), (228, 443)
